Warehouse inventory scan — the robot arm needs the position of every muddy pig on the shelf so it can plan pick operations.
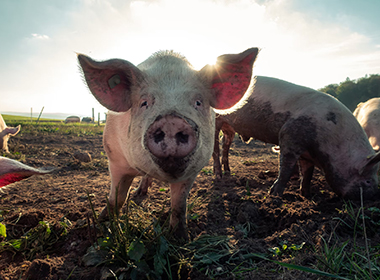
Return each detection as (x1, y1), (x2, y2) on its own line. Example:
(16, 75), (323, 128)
(0, 156), (54, 188)
(78, 48), (259, 239)
(354, 97), (380, 151)
(0, 114), (20, 153)
(213, 76), (380, 199)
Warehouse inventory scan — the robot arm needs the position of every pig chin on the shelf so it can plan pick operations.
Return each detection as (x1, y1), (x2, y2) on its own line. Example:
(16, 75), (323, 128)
(149, 153), (194, 180)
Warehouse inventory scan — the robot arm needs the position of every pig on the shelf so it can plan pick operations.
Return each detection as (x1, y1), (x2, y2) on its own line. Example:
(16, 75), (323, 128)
(354, 97), (380, 151)
(65, 116), (81, 123)
(78, 48), (259, 239)
(213, 76), (380, 199)
(0, 156), (54, 188)
(0, 114), (21, 153)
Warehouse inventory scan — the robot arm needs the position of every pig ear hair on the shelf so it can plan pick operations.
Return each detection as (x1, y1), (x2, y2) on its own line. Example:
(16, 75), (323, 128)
(360, 151), (380, 175)
(200, 48), (259, 110)
(0, 157), (55, 188)
(77, 54), (145, 112)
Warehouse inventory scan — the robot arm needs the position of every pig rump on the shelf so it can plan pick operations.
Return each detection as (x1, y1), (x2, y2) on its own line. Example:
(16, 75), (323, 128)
(78, 48), (259, 239)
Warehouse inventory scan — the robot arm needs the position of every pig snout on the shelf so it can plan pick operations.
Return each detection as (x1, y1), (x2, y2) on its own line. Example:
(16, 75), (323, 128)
(145, 114), (198, 176)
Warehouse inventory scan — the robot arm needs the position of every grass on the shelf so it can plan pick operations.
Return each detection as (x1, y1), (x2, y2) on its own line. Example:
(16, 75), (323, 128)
(4, 115), (104, 137)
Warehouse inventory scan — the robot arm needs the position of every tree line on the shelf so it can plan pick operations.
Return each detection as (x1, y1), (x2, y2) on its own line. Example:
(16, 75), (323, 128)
(319, 74), (380, 111)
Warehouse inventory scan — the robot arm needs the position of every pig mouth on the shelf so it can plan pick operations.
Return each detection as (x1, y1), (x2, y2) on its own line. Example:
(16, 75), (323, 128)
(150, 155), (191, 179)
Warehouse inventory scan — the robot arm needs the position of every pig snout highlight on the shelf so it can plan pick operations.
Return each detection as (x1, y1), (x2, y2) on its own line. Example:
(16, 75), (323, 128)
(145, 114), (198, 176)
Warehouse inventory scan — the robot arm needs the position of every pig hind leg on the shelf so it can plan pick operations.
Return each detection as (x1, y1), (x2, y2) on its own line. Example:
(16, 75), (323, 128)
(221, 123), (236, 176)
(212, 118), (224, 179)
(135, 175), (152, 196)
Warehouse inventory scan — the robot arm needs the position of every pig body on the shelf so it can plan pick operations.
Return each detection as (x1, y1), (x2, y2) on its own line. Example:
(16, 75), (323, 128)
(65, 116), (80, 123)
(213, 76), (380, 199)
(78, 48), (258, 239)
(354, 97), (380, 151)
(0, 114), (20, 153)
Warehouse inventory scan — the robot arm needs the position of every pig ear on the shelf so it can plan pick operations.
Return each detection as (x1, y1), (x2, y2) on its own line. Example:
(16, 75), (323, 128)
(200, 48), (259, 110)
(78, 54), (145, 112)
(4, 125), (20, 136)
(0, 157), (55, 188)
(360, 152), (380, 175)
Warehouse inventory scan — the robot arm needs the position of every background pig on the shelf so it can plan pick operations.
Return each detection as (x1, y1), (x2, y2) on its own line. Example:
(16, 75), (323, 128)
(0, 156), (54, 188)
(354, 97), (380, 151)
(0, 114), (20, 153)
(213, 76), (380, 199)
(78, 48), (258, 239)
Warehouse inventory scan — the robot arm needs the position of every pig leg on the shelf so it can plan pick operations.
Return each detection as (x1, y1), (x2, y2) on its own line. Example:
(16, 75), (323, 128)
(269, 122), (306, 196)
(221, 123), (235, 176)
(213, 119), (224, 179)
(135, 175), (152, 196)
(169, 178), (194, 240)
(99, 163), (135, 219)
(269, 151), (299, 196)
(298, 158), (314, 198)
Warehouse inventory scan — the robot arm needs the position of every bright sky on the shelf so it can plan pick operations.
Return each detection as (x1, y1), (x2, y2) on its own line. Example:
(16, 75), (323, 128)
(1, 0), (380, 116)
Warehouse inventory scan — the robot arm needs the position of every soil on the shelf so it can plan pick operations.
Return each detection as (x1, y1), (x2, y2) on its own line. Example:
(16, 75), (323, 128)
(1, 132), (380, 280)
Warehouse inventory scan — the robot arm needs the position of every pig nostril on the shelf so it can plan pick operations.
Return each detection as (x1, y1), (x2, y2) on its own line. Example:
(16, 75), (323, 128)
(153, 129), (165, 143)
(176, 132), (189, 144)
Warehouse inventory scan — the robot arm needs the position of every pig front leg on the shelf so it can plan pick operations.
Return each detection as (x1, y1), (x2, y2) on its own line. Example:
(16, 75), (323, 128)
(269, 151), (299, 196)
(298, 158), (314, 198)
(169, 178), (194, 240)
(99, 162), (136, 220)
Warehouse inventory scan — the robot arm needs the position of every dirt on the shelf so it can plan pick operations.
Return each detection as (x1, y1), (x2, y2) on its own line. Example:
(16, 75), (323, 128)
(1, 132), (380, 280)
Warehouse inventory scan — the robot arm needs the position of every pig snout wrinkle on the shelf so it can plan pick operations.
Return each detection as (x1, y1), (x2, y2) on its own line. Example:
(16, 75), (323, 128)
(145, 114), (198, 176)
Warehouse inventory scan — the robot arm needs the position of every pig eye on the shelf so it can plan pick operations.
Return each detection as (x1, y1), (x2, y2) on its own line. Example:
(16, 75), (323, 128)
(140, 100), (148, 108)
(194, 100), (202, 109)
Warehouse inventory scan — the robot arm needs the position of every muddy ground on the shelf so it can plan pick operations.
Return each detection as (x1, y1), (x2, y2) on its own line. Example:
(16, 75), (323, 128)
(0, 131), (379, 280)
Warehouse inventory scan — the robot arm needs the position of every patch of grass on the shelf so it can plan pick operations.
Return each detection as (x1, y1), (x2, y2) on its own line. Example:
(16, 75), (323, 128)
(0, 219), (70, 260)
(201, 168), (213, 176)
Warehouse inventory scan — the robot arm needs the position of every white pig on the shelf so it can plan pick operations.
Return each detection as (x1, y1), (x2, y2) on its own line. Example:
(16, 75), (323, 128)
(0, 156), (54, 188)
(354, 97), (380, 151)
(78, 48), (258, 239)
(0, 114), (20, 153)
(213, 76), (380, 199)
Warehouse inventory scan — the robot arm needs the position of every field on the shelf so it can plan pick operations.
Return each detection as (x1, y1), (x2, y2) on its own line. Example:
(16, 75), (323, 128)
(0, 118), (380, 280)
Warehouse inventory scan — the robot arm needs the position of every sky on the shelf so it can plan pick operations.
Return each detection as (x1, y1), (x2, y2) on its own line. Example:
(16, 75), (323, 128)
(1, 0), (380, 117)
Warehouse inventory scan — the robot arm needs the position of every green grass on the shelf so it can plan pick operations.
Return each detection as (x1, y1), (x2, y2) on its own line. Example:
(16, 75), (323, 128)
(3, 115), (104, 137)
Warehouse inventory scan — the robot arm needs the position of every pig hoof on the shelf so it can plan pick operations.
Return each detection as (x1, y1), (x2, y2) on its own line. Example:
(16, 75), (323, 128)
(97, 207), (110, 222)
(268, 187), (283, 197)
(134, 186), (147, 196)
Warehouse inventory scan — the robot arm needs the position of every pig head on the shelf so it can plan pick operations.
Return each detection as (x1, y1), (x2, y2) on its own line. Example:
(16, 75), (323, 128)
(213, 76), (380, 200)
(0, 114), (20, 153)
(0, 156), (54, 188)
(78, 48), (258, 239)
(354, 97), (380, 152)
